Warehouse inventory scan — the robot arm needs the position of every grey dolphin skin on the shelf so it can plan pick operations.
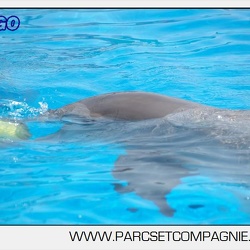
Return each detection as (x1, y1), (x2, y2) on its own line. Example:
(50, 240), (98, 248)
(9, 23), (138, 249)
(43, 91), (250, 216)
(49, 91), (203, 121)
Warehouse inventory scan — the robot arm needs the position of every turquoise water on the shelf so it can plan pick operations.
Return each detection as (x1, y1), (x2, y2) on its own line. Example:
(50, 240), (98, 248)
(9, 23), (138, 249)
(0, 9), (250, 224)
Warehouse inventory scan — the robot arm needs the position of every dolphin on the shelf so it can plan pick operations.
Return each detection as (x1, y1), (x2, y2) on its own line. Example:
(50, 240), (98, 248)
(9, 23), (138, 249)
(32, 92), (250, 216)
(47, 91), (204, 121)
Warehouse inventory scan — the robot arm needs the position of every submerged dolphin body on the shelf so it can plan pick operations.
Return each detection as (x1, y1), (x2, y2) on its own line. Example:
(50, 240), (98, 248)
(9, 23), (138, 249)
(42, 92), (250, 216)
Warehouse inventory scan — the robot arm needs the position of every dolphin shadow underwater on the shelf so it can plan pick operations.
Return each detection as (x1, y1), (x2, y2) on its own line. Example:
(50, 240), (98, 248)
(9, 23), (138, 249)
(33, 92), (250, 216)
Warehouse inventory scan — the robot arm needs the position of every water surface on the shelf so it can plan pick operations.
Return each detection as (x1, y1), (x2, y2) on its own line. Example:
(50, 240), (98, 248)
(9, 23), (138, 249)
(0, 9), (250, 224)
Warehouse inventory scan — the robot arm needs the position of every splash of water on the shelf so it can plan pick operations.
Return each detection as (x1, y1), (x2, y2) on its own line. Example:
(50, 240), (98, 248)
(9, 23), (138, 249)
(0, 99), (48, 120)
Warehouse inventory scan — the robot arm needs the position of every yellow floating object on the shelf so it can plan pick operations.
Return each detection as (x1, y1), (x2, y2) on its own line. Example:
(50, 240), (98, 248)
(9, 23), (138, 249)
(0, 120), (31, 140)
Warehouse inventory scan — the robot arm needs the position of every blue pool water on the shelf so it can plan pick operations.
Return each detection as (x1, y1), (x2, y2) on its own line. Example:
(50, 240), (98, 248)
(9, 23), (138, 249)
(0, 9), (250, 224)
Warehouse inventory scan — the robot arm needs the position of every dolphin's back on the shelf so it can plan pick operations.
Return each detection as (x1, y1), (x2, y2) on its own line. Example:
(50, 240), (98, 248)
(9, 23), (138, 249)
(58, 92), (201, 121)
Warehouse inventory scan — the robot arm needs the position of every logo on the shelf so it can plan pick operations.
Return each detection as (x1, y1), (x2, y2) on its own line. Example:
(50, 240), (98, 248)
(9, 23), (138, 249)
(0, 15), (20, 31)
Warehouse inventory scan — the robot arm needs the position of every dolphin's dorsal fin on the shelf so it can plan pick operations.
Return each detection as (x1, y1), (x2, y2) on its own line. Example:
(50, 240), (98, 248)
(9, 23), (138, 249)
(113, 151), (192, 217)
